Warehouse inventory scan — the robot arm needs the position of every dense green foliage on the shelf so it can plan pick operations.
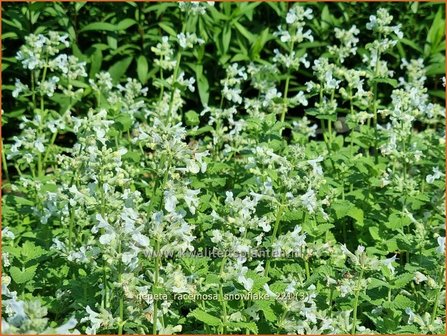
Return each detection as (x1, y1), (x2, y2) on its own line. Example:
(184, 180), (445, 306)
(1, 2), (446, 335)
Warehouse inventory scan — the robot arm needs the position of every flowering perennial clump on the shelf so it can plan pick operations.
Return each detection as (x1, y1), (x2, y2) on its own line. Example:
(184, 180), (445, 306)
(1, 2), (445, 335)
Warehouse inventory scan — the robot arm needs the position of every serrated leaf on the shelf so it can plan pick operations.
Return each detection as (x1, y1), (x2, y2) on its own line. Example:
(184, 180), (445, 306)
(21, 241), (45, 261)
(393, 294), (414, 310)
(226, 321), (258, 333)
(368, 278), (391, 289)
(254, 300), (277, 322)
(10, 265), (37, 284)
(393, 273), (414, 288)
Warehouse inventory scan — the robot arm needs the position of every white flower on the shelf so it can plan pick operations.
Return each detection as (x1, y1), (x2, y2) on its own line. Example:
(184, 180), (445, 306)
(436, 236), (445, 255)
(340, 244), (360, 265)
(263, 283), (277, 298)
(210, 230), (223, 244)
(184, 189), (200, 214)
(426, 167), (443, 184)
(34, 138), (45, 153)
(307, 156), (324, 175)
(99, 231), (116, 245)
(238, 275), (254, 291)
(80, 306), (102, 335)
(414, 271), (428, 284)
(2, 227), (15, 240)
(222, 86), (242, 104)
(12, 79), (29, 98)
(382, 254), (397, 274)
(177, 32), (204, 49)
(164, 190), (178, 213)
(133, 233), (149, 247)
(93, 214), (116, 245)
(55, 317), (78, 334)
(258, 218), (271, 232)
(300, 189), (317, 213)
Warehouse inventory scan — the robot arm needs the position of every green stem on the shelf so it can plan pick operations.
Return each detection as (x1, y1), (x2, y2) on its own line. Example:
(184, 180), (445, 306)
(42, 131), (58, 170)
(118, 241), (125, 335)
(280, 40), (295, 123)
(351, 267), (364, 334)
(68, 208), (74, 251)
(328, 287), (334, 316)
(304, 258), (310, 279)
(264, 203), (284, 278)
(1, 139), (10, 183)
(166, 52), (182, 122)
(431, 266), (444, 324)
(218, 256), (228, 334)
(372, 48), (381, 164)
(152, 239), (161, 335)
(276, 309), (289, 334)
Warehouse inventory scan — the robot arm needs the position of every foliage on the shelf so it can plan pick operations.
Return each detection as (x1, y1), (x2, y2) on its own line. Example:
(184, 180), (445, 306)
(1, 2), (445, 335)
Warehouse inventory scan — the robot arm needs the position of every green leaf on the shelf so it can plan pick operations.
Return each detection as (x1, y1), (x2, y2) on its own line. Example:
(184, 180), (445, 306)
(386, 212), (411, 230)
(332, 200), (363, 224)
(10, 265), (37, 284)
(80, 22), (117, 32)
(368, 278), (391, 289)
(117, 18), (137, 30)
(189, 308), (222, 327)
(21, 241), (45, 261)
(10, 196), (34, 207)
(393, 273), (414, 288)
(137, 55), (149, 84)
(114, 114), (133, 132)
(188, 125), (213, 136)
(348, 207), (364, 225)
(108, 57), (133, 84)
(185, 110), (200, 127)
(426, 7), (445, 57)
(159, 22), (176, 36)
(371, 78), (398, 88)
(222, 24), (231, 55)
(226, 321), (258, 334)
(234, 22), (254, 42)
(89, 48), (103, 77)
(393, 294), (414, 310)
(123, 151), (141, 163)
(195, 66), (209, 107)
(254, 300), (277, 322)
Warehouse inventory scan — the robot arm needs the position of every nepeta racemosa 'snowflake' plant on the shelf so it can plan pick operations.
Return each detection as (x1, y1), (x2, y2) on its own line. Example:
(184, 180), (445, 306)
(2, 2), (445, 335)
(273, 5), (312, 122)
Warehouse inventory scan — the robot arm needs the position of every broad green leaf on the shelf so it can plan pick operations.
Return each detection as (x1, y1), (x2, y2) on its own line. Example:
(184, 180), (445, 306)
(185, 110), (200, 126)
(254, 300), (277, 322)
(117, 18), (137, 30)
(137, 55), (149, 84)
(189, 309), (222, 327)
(21, 241), (45, 261)
(10, 265), (37, 284)
(80, 22), (117, 32)
(108, 57), (133, 84)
